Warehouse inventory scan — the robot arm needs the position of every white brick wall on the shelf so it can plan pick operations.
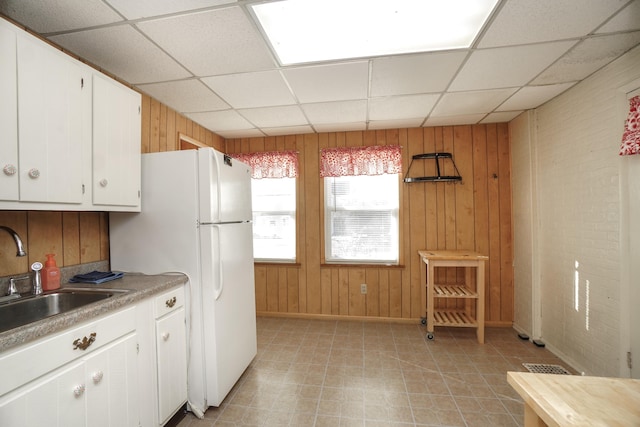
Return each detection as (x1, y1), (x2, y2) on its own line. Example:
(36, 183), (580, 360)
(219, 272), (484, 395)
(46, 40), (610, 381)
(510, 45), (640, 376)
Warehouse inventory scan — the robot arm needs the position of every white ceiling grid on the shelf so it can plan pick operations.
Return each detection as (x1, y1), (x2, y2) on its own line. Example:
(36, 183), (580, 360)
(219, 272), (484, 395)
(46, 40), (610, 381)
(0, 0), (639, 138)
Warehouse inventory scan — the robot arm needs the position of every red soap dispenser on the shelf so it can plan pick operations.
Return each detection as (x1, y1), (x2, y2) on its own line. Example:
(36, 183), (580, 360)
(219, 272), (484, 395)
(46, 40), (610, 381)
(42, 253), (61, 291)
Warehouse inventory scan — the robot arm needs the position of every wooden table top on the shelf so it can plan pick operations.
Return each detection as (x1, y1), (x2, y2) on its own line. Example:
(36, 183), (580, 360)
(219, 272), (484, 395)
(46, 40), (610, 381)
(418, 250), (488, 261)
(507, 371), (640, 426)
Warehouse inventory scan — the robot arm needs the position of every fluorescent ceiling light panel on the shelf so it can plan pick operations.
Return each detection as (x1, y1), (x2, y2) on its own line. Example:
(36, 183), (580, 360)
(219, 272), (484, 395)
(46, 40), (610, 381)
(252, 0), (499, 65)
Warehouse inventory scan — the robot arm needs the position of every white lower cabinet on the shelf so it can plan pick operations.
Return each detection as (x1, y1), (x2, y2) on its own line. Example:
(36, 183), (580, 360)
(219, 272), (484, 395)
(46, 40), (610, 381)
(0, 361), (86, 427)
(155, 287), (188, 425)
(0, 285), (188, 427)
(0, 307), (138, 427)
(84, 334), (138, 427)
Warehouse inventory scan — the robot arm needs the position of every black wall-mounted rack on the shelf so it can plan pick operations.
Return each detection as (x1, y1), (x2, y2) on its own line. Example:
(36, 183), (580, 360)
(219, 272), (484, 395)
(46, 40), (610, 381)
(403, 152), (462, 183)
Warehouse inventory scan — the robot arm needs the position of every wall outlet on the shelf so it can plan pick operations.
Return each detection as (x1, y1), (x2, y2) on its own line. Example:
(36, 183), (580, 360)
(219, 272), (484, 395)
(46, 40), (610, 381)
(360, 283), (367, 294)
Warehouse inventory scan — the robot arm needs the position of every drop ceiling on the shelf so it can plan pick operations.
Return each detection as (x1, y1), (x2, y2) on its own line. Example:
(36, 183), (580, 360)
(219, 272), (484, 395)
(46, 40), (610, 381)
(1, 0), (639, 139)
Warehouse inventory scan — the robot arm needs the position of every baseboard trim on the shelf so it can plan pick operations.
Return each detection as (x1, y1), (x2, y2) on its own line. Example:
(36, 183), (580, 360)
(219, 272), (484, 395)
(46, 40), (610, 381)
(257, 312), (514, 328)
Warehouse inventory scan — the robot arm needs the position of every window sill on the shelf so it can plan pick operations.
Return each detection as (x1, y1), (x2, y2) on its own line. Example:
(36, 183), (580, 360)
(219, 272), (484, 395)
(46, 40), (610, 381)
(254, 261), (301, 267)
(321, 263), (404, 269)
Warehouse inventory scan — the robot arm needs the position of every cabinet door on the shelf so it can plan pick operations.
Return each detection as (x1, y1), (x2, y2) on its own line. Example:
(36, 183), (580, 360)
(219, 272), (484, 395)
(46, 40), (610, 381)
(0, 20), (18, 201)
(0, 361), (86, 427)
(16, 32), (88, 204)
(85, 333), (139, 427)
(92, 73), (141, 209)
(156, 307), (187, 424)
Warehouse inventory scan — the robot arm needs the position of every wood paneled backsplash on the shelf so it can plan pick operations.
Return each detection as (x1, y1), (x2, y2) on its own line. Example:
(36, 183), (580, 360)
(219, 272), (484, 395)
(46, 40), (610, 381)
(0, 93), (223, 278)
(226, 124), (514, 325)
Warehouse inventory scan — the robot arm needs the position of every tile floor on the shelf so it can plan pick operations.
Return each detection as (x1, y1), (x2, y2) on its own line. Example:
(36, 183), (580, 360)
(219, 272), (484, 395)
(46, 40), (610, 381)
(177, 317), (571, 427)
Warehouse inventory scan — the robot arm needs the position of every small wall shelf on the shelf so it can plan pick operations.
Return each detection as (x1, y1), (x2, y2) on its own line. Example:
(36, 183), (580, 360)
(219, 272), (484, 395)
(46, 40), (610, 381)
(403, 152), (462, 183)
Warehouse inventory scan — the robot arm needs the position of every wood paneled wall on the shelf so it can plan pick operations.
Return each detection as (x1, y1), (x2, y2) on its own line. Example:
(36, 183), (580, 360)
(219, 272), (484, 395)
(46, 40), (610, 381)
(226, 124), (513, 325)
(0, 89), (513, 325)
(0, 94), (223, 277)
(139, 94), (224, 154)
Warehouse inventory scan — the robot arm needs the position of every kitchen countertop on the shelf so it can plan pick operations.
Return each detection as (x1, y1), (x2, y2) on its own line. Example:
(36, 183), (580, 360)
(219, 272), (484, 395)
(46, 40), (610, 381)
(0, 272), (188, 353)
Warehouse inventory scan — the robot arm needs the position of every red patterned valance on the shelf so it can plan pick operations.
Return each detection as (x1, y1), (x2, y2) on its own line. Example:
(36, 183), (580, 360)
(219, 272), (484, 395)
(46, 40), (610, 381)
(232, 151), (298, 179)
(620, 95), (640, 156)
(320, 145), (402, 177)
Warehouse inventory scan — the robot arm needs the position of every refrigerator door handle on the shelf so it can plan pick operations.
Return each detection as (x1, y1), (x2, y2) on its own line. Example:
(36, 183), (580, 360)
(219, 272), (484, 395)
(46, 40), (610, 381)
(213, 224), (224, 300)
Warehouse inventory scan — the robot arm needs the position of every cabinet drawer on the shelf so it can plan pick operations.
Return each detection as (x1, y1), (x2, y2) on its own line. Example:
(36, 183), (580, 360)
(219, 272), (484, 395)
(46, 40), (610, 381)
(154, 286), (184, 319)
(0, 306), (135, 397)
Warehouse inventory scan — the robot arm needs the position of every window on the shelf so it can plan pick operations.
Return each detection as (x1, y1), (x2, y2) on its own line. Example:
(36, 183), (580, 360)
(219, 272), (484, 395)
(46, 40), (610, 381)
(251, 177), (296, 261)
(320, 145), (402, 264)
(232, 151), (298, 262)
(324, 174), (399, 263)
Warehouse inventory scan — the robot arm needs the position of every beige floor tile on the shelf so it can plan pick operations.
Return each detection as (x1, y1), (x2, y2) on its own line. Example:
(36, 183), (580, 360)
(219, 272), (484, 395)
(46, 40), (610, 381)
(175, 318), (576, 426)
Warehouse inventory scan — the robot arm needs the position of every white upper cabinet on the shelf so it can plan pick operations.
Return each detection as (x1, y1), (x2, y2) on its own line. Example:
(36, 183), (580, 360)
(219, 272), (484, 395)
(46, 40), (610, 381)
(17, 31), (89, 205)
(0, 21), (20, 201)
(0, 17), (141, 211)
(92, 73), (141, 210)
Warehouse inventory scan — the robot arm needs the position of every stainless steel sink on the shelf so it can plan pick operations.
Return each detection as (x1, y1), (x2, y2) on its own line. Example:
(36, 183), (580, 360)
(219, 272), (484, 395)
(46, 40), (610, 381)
(0, 289), (127, 333)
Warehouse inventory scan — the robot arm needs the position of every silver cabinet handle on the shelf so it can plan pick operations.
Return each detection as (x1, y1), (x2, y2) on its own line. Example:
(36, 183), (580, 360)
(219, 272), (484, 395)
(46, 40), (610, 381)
(3, 164), (16, 176)
(73, 384), (85, 397)
(28, 168), (40, 179)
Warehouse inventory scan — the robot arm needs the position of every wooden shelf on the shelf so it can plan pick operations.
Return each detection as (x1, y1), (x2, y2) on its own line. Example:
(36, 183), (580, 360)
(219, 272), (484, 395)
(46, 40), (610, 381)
(433, 310), (478, 327)
(434, 284), (478, 298)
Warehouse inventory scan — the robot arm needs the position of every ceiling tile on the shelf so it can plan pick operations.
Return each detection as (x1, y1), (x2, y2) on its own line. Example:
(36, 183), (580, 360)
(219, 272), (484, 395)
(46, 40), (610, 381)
(431, 89), (518, 117)
(478, 0), (628, 48)
(238, 106), (308, 128)
(282, 62), (369, 103)
(314, 122), (367, 133)
(186, 110), (255, 132)
(105, 0), (236, 20)
(449, 41), (576, 91)
(532, 32), (640, 85)
(368, 94), (439, 120)
(301, 100), (368, 125)
(50, 25), (190, 84)
(497, 83), (576, 111)
(0, 0), (122, 33)
(424, 114), (487, 126)
(368, 118), (425, 130)
(217, 128), (265, 139)
(481, 111), (523, 123)
(137, 80), (228, 113)
(370, 51), (467, 96)
(202, 71), (295, 109)
(263, 125), (314, 136)
(596, 0), (640, 33)
(137, 7), (275, 76)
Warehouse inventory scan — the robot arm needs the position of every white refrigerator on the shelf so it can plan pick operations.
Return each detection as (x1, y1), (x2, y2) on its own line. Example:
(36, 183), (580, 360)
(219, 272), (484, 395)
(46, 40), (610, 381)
(109, 148), (257, 415)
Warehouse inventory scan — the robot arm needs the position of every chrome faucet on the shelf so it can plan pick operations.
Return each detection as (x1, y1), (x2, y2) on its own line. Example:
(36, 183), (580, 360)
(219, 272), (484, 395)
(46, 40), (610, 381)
(8, 276), (29, 297)
(0, 226), (27, 257)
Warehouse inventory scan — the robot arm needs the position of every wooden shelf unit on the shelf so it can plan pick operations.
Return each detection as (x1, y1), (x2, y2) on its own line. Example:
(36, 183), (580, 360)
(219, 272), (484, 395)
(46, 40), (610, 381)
(418, 250), (488, 343)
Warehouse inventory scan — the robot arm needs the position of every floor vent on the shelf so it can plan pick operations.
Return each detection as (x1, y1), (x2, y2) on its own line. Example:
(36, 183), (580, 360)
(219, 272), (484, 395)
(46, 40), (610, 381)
(523, 363), (571, 375)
